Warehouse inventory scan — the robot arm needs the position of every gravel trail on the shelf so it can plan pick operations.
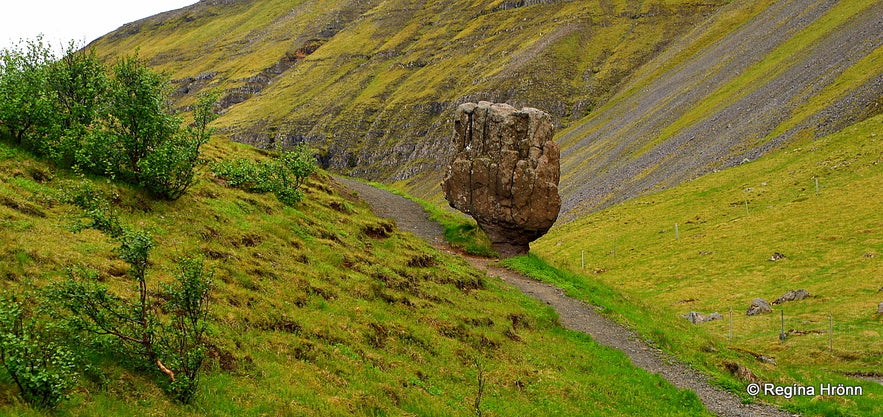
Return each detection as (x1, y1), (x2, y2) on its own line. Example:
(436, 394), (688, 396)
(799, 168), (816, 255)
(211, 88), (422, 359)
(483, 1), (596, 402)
(337, 176), (795, 417)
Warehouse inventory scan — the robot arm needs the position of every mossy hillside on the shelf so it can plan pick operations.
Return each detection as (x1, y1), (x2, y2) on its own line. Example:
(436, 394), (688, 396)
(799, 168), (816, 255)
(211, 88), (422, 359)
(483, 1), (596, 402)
(0, 138), (711, 416)
(526, 114), (883, 416)
(92, 0), (341, 81)
(90, 0), (726, 190)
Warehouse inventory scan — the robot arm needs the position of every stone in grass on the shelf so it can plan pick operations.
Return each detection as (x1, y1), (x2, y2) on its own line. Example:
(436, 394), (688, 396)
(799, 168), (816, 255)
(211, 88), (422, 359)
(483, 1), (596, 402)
(684, 311), (723, 324)
(769, 252), (786, 261)
(746, 298), (772, 316)
(772, 289), (810, 305)
(878, 302), (883, 314)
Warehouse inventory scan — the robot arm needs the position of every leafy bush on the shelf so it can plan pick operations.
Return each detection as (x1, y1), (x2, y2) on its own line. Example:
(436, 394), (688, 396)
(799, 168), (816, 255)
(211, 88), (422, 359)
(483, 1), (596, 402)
(59, 180), (124, 237)
(211, 143), (316, 206)
(0, 37), (55, 147)
(49, 190), (213, 404)
(0, 297), (79, 409)
(210, 159), (278, 193)
(159, 257), (212, 404)
(139, 91), (218, 200)
(0, 39), (215, 200)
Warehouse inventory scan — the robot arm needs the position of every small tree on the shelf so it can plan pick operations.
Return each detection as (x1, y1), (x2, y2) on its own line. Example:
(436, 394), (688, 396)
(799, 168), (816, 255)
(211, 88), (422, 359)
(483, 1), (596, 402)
(274, 143), (316, 205)
(50, 229), (159, 361)
(44, 44), (109, 166)
(138, 91), (218, 200)
(51, 188), (213, 403)
(159, 257), (212, 403)
(0, 37), (55, 147)
(0, 297), (79, 409)
(106, 54), (179, 178)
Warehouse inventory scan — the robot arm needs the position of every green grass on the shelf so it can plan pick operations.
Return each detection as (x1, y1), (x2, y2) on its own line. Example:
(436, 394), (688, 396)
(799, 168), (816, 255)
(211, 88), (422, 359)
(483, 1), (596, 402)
(0, 137), (713, 416)
(526, 114), (883, 416)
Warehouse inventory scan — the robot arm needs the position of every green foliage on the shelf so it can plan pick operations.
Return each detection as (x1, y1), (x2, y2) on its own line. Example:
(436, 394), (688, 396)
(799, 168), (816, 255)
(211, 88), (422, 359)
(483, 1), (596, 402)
(106, 55), (179, 175)
(141, 90), (219, 199)
(43, 44), (109, 166)
(211, 143), (316, 206)
(159, 257), (212, 404)
(0, 39), (214, 200)
(0, 297), (79, 409)
(0, 37), (55, 146)
(48, 269), (153, 355)
(210, 159), (278, 193)
(59, 181), (124, 237)
(47, 189), (212, 404)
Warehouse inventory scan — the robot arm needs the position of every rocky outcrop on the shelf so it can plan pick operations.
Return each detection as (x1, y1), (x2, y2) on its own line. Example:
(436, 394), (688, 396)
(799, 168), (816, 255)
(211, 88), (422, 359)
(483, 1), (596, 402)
(746, 298), (772, 316)
(684, 311), (723, 324)
(443, 102), (561, 257)
(773, 289), (809, 305)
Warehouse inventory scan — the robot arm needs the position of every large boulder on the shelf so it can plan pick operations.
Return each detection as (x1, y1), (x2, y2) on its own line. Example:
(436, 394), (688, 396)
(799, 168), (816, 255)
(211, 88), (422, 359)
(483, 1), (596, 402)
(443, 101), (561, 257)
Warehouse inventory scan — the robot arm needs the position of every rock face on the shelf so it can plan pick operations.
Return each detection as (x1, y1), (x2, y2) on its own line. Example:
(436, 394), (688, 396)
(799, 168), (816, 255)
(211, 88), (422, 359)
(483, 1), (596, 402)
(443, 102), (561, 257)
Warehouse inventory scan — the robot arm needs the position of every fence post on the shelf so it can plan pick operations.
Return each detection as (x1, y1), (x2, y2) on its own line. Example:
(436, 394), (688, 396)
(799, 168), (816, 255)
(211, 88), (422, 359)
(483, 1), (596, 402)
(779, 310), (786, 341)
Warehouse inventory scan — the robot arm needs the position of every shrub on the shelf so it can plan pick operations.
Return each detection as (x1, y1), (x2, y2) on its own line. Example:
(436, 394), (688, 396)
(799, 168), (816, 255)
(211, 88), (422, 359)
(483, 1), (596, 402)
(44, 44), (109, 166)
(0, 297), (79, 409)
(210, 159), (273, 191)
(211, 143), (316, 206)
(159, 257), (212, 404)
(49, 193), (212, 403)
(1, 39), (215, 200)
(0, 37), (55, 147)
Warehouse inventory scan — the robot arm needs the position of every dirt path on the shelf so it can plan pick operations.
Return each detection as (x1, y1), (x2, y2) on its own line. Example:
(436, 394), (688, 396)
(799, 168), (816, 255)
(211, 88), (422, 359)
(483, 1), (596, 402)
(337, 177), (795, 417)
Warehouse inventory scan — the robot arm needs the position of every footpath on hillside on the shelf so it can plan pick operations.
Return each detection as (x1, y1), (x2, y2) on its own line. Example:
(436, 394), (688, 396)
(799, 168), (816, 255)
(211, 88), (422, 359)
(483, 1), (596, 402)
(337, 177), (796, 417)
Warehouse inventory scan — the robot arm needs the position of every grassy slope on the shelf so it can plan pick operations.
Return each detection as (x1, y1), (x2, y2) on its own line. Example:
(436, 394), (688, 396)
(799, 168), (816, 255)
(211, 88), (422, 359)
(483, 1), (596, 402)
(523, 114), (883, 416)
(0, 138), (711, 416)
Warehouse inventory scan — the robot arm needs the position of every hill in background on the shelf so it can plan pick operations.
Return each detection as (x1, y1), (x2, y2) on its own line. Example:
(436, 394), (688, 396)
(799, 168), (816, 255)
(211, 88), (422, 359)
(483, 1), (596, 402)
(90, 0), (882, 216)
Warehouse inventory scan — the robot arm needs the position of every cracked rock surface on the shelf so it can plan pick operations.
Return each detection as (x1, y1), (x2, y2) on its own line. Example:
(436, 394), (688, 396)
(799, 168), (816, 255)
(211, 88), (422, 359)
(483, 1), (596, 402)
(443, 101), (561, 257)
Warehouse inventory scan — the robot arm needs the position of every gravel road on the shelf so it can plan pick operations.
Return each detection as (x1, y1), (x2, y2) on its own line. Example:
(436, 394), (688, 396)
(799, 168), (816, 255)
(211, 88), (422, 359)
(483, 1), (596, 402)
(337, 176), (796, 417)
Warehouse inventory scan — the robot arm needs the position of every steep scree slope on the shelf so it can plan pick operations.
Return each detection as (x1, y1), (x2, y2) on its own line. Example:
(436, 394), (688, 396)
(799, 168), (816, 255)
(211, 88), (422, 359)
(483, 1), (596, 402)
(558, 0), (883, 215)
